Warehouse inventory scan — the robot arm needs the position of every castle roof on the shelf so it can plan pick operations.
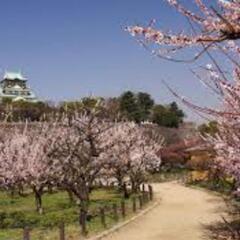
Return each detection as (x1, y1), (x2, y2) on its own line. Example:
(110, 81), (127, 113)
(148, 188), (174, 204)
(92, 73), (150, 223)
(12, 84), (22, 90)
(3, 72), (27, 81)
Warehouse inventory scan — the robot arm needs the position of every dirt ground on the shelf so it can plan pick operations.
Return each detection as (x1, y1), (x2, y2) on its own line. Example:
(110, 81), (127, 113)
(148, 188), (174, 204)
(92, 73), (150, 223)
(103, 181), (227, 240)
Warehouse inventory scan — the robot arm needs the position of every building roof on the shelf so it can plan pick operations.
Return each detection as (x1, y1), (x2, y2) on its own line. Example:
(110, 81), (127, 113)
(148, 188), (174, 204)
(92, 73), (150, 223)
(3, 72), (27, 81)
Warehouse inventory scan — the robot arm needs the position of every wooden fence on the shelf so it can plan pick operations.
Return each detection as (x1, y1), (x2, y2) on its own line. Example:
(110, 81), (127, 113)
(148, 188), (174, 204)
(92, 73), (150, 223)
(21, 184), (153, 240)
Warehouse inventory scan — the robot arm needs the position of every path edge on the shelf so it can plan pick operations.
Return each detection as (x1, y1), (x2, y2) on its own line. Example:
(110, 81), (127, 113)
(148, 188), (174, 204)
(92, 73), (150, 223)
(88, 200), (160, 240)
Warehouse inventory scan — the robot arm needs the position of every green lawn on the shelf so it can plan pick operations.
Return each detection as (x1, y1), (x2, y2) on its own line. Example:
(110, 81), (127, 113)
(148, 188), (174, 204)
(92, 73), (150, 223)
(0, 188), (134, 240)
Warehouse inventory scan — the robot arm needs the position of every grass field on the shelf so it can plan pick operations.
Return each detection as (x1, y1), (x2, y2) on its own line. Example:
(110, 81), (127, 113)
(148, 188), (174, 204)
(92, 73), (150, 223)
(0, 188), (134, 240)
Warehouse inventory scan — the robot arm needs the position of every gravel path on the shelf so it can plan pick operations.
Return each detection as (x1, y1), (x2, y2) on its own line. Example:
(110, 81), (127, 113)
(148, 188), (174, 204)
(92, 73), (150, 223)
(103, 182), (227, 240)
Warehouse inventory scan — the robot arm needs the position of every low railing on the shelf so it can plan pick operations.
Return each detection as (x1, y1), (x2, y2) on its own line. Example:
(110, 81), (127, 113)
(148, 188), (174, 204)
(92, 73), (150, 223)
(21, 184), (153, 240)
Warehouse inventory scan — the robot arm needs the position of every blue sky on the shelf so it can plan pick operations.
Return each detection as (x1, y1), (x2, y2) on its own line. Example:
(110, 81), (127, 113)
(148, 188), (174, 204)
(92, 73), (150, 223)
(0, 0), (218, 122)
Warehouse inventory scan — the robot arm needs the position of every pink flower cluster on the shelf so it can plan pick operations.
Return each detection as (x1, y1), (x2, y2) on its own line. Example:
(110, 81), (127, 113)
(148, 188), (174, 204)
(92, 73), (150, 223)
(126, 0), (240, 60)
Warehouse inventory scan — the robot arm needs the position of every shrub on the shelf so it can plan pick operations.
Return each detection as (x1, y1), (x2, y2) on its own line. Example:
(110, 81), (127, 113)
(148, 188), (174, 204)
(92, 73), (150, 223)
(188, 170), (209, 183)
(186, 151), (213, 171)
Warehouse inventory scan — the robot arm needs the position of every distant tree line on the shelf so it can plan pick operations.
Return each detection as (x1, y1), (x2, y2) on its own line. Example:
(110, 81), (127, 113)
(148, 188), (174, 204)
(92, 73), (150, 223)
(0, 91), (185, 128)
(0, 98), (55, 122)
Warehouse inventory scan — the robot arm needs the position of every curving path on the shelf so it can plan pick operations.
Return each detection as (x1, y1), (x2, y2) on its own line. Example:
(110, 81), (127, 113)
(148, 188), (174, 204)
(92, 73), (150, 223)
(103, 182), (227, 240)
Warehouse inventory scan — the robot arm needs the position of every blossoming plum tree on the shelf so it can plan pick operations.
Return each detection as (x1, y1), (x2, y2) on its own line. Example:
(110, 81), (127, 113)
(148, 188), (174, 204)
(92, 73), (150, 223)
(126, 0), (240, 190)
(106, 122), (163, 193)
(0, 122), (61, 214)
(49, 111), (115, 233)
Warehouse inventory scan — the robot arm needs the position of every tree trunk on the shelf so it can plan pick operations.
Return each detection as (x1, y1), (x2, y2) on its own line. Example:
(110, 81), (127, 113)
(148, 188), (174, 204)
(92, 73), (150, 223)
(67, 189), (75, 204)
(79, 200), (88, 236)
(47, 184), (53, 194)
(33, 186), (43, 214)
(131, 180), (138, 193)
(10, 188), (15, 198)
(116, 172), (124, 191)
(76, 185), (90, 236)
(123, 183), (129, 199)
(18, 184), (26, 197)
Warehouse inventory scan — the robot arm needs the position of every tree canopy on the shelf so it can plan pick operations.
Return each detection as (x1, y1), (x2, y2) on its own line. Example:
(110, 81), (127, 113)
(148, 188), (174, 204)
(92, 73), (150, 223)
(119, 91), (184, 128)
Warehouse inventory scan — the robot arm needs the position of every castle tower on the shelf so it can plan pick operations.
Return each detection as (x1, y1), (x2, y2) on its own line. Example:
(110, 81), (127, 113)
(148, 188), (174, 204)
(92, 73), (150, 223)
(0, 72), (38, 102)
